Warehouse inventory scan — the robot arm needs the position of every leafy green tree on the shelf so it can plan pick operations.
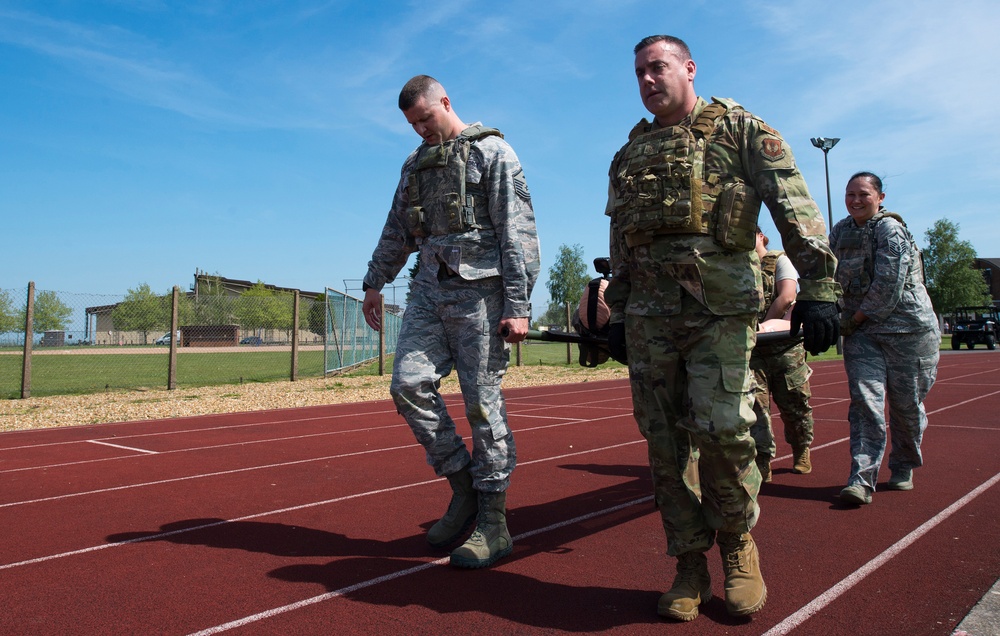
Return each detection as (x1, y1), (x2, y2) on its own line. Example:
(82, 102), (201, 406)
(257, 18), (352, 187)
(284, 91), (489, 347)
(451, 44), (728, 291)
(235, 282), (293, 332)
(307, 293), (327, 338)
(112, 284), (169, 344)
(0, 289), (18, 332)
(190, 274), (233, 325)
(923, 219), (991, 315)
(24, 290), (73, 332)
(536, 244), (590, 328)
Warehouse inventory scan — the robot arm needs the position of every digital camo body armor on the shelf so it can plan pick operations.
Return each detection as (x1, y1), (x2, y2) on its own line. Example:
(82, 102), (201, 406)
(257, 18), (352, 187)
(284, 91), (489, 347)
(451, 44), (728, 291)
(364, 124), (539, 319)
(830, 209), (937, 334)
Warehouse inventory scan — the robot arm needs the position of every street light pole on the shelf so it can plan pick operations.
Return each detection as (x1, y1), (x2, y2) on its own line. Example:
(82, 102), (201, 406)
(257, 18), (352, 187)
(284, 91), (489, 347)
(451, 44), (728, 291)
(810, 137), (841, 355)
(810, 137), (840, 229)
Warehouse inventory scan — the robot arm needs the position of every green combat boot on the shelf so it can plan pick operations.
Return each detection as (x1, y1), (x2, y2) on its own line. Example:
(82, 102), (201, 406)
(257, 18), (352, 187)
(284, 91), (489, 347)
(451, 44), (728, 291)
(450, 491), (512, 569)
(717, 532), (767, 617)
(657, 551), (712, 622)
(792, 446), (812, 474)
(426, 468), (478, 549)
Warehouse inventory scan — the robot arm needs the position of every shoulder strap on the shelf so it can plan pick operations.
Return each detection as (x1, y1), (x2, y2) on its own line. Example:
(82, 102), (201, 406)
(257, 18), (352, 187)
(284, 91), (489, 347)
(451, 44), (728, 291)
(460, 125), (503, 141)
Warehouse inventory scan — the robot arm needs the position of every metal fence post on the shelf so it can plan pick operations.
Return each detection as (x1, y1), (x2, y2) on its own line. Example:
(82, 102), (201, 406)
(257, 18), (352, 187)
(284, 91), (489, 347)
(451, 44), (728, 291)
(378, 294), (386, 376)
(291, 290), (300, 382)
(168, 286), (178, 390)
(20, 281), (35, 399)
(565, 302), (572, 365)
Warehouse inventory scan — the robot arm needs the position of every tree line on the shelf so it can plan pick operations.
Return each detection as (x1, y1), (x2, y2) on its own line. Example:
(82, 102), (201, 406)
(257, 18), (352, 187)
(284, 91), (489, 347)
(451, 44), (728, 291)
(536, 219), (991, 328)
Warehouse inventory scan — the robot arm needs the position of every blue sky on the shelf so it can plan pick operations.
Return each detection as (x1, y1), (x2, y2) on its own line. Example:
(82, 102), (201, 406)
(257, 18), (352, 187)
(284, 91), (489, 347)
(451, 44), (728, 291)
(3, 0), (998, 314)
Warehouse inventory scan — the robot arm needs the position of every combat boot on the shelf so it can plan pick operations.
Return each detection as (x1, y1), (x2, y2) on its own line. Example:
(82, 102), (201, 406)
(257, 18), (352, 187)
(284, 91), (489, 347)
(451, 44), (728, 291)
(755, 454), (772, 483)
(792, 446), (812, 474)
(657, 551), (712, 622)
(886, 469), (913, 491)
(717, 531), (767, 617)
(450, 491), (513, 569)
(426, 467), (478, 549)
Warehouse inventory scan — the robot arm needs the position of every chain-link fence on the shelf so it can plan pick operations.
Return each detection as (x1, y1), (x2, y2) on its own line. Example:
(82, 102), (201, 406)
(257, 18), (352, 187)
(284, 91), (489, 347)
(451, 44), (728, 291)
(1, 282), (398, 399)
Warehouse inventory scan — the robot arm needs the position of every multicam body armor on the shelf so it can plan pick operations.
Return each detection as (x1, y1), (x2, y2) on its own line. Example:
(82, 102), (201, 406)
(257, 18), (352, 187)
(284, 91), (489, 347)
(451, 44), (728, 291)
(608, 99), (759, 252)
(756, 251), (782, 323)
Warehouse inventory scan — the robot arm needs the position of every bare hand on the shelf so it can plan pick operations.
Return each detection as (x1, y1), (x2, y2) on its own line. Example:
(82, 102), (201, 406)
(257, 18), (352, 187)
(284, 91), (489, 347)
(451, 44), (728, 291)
(498, 317), (529, 343)
(362, 288), (382, 331)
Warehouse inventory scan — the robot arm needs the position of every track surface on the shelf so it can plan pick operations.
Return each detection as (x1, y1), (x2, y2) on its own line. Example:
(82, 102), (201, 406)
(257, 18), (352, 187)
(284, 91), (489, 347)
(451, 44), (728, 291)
(2, 352), (998, 635)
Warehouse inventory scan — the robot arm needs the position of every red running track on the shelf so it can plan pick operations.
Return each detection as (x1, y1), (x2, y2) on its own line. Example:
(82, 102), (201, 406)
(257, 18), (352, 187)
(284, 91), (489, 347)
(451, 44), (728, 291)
(1, 351), (998, 635)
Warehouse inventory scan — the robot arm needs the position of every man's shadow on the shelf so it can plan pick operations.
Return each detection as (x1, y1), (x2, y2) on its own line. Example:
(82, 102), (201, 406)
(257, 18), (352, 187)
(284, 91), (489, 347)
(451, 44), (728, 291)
(108, 463), (735, 630)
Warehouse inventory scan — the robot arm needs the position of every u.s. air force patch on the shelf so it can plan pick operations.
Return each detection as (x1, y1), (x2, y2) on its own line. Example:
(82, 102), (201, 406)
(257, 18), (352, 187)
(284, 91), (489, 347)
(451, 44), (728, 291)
(513, 168), (531, 201)
(761, 138), (785, 161)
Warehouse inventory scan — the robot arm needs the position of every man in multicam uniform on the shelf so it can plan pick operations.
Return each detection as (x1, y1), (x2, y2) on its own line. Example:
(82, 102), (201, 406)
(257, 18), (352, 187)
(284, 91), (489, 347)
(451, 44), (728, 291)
(750, 228), (815, 483)
(361, 75), (540, 569)
(831, 171), (939, 506)
(604, 35), (840, 621)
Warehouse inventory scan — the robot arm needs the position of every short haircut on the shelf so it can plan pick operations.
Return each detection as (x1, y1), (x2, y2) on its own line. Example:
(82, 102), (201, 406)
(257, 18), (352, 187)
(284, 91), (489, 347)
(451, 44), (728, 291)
(848, 171), (884, 194)
(398, 75), (443, 111)
(634, 35), (692, 59)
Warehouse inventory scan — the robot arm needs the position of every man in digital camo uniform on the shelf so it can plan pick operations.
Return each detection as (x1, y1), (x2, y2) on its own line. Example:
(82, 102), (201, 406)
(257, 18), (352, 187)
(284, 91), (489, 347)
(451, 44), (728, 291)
(361, 75), (540, 569)
(604, 35), (840, 621)
(750, 228), (815, 483)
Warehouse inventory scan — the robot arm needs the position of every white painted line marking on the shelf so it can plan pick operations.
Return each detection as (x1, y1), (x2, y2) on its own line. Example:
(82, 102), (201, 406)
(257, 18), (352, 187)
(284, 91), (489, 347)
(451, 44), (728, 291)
(185, 495), (655, 636)
(761, 470), (1000, 636)
(0, 439), (645, 570)
(87, 440), (158, 455)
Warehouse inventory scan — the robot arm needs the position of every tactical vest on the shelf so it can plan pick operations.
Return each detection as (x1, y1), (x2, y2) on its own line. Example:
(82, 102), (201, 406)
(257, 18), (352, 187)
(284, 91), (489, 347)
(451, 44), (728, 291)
(405, 125), (503, 238)
(609, 98), (761, 251)
(838, 210), (922, 296)
(757, 250), (783, 322)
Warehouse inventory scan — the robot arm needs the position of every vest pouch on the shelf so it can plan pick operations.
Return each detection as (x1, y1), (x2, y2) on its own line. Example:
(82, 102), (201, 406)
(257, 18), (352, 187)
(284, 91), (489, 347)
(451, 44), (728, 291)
(443, 192), (466, 234)
(406, 206), (427, 237)
(714, 181), (760, 252)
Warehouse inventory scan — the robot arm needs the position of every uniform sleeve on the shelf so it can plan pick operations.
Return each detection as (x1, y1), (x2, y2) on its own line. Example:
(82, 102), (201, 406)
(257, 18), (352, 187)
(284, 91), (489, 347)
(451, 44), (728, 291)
(739, 114), (841, 303)
(363, 156), (418, 291)
(485, 140), (540, 318)
(858, 220), (911, 321)
(604, 166), (631, 324)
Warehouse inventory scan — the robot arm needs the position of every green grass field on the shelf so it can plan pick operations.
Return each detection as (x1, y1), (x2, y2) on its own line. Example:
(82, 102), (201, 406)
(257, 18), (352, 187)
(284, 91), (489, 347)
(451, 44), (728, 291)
(2, 334), (957, 400)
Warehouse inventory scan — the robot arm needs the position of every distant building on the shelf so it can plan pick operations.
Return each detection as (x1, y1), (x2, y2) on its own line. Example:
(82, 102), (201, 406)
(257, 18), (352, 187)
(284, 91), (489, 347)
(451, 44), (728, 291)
(973, 258), (1000, 307)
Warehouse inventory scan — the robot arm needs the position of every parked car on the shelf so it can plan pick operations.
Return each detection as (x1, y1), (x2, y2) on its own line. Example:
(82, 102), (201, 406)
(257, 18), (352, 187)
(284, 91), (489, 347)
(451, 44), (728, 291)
(240, 336), (263, 346)
(950, 306), (1000, 350)
(155, 332), (179, 346)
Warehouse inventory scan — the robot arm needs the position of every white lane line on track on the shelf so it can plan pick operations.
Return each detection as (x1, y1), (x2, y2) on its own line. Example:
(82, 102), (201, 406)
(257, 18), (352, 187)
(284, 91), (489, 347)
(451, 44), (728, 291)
(0, 439), (645, 571)
(86, 440), (158, 455)
(761, 469), (1000, 636)
(0, 385), (628, 454)
(0, 407), (631, 478)
(184, 495), (655, 636)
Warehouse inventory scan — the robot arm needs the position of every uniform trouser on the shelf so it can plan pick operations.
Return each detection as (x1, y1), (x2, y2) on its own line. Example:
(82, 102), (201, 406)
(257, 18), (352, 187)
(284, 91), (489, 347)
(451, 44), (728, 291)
(749, 341), (815, 458)
(843, 328), (939, 491)
(389, 276), (515, 493)
(625, 295), (760, 556)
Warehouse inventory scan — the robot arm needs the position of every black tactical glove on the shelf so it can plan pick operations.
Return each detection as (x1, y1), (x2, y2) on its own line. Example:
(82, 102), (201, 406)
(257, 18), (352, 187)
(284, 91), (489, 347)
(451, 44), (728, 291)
(840, 314), (860, 338)
(608, 322), (628, 365)
(789, 300), (839, 355)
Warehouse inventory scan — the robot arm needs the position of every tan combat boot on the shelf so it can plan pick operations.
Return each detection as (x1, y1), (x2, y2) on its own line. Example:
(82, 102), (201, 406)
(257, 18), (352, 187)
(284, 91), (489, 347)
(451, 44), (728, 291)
(450, 491), (513, 568)
(755, 454), (772, 483)
(792, 446), (812, 474)
(717, 531), (767, 616)
(426, 468), (478, 548)
(657, 551), (712, 621)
